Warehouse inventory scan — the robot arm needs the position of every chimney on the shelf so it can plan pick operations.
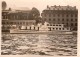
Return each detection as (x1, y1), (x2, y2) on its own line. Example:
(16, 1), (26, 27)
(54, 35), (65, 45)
(9, 8), (11, 11)
(74, 6), (76, 9)
(59, 5), (60, 7)
(67, 5), (69, 8)
(47, 5), (49, 8)
(54, 5), (56, 7)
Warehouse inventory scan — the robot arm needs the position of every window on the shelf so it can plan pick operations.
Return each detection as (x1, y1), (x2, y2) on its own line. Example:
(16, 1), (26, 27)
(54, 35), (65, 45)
(3, 16), (5, 19)
(59, 25), (61, 26)
(63, 28), (64, 30)
(17, 15), (18, 19)
(75, 19), (77, 21)
(71, 23), (73, 26)
(59, 28), (61, 30)
(53, 25), (55, 26)
(44, 18), (46, 21)
(71, 19), (73, 21)
(14, 22), (16, 24)
(58, 14), (60, 17)
(4, 13), (6, 15)
(23, 22), (25, 24)
(62, 14), (64, 17)
(62, 18), (64, 21)
(66, 14), (68, 17)
(49, 14), (51, 17)
(33, 23), (34, 25)
(75, 14), (77, 17)
(2, 22), (5, 24)
(53, 14), (55, 17)
(58, 22), (60, 24)
(6, 22), (9, 24)
(71, 14), (73, 17)
(14, 15), (15, 19)
(5, 16), (6, 19)
(44, 14), (46, 17)
(30, 27), (31, 30)
(56, 28), (58, 30)
(20, 22), (22, 25)
(49, 18), (51, 21)
(34, 27), (35, 29)
(66, 23), (68, 26)
(75, 23), (77, 26)
(18, 22), (19, 25)
(58, 18), (60, 21)
(67, 19), (68, 21)
(47, 24), (49, 26)
(53, 18), (55, 21)
(50, 24), (52, 26)
(67, 28), (69, 30)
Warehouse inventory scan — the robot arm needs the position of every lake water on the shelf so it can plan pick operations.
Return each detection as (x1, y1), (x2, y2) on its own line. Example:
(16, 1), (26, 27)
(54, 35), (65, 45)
(1, 34), (77, 56)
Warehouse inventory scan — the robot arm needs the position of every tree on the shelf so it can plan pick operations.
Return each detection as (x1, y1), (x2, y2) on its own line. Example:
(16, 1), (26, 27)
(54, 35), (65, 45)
(2, 1), (7, 10)
(28, 7), (40, 20)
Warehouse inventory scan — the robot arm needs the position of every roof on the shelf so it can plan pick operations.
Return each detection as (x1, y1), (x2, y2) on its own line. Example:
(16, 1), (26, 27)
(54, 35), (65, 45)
(45, 5), (78, 10)
(12, 7), (31, 11)
(8, 7), (31, 14)
(3, 20), (36, 22)
(2, 10), (10, 12)
(2, 7), (31, 14)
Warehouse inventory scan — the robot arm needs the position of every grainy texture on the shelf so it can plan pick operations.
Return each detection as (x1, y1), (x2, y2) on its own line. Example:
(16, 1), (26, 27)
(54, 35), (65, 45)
(1, 34), (77, 56)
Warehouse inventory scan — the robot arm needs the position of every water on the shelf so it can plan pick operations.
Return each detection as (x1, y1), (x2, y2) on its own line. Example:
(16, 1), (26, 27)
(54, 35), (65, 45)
(1, 34), (77, 56)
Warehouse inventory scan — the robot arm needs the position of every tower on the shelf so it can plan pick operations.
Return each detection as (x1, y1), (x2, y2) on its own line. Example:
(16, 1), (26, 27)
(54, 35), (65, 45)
(2, 1), (7, 10)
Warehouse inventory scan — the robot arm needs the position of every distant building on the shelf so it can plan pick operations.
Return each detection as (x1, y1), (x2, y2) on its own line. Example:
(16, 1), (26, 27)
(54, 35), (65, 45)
(2, 20), (36, 26)
(2, 1), (7, 10)
(8, 11), (30, 20)
(2, 10), (10, 20)
(7, 7), (30, 20)
(41, 5), (78, 31)
(2, 8), (36, 31)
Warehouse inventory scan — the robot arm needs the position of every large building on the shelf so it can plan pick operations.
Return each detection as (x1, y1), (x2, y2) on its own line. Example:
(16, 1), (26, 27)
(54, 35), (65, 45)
(2, 10), (10, 20)
(41, 5), (78, 31)
(2, 8), (36, 32)
(8, 8), (31, 20)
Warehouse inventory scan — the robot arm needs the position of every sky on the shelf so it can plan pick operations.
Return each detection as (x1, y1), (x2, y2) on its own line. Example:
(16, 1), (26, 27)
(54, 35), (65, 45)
(1, 0), (80, 13)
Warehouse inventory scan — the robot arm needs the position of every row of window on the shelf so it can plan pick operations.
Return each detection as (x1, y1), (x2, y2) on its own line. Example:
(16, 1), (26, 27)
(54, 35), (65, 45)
(44, 14), (77, 17)
(2, 22), (35, 25)
(9, 15), (28, 19)
(66, 23), (77, 26)
(2, 16), (8, 19)
(44, 18), (77, 21)
(47, 24), (62, 26)
(2, 15), (28, 19)
(46, 23), (77, 26)
(48, 27), (69, 30)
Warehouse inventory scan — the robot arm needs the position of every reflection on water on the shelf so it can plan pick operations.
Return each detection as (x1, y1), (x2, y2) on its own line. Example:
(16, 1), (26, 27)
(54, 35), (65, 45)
(1, 34), (77, 56)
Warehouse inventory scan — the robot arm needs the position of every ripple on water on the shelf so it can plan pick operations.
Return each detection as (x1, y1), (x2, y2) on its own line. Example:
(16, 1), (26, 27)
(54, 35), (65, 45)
(1, 34), (77, 56)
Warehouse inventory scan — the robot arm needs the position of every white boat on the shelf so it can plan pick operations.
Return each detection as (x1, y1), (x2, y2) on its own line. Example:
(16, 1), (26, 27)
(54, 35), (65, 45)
(10, 22), (74, 34)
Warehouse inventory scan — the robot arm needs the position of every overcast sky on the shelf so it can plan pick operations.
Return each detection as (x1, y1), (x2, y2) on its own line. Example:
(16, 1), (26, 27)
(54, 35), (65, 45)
(1, 0), (80, 13)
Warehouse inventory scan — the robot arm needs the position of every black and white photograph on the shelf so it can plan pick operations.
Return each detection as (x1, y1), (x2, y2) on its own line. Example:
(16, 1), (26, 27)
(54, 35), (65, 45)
(1, 0), (79, 56)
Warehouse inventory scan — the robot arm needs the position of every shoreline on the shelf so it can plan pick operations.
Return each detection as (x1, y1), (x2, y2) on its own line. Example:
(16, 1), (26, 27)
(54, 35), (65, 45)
(2, 32), (77, 35)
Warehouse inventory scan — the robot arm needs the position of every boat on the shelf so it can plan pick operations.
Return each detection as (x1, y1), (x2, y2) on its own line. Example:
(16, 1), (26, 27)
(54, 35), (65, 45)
(10, 22), (74, 34)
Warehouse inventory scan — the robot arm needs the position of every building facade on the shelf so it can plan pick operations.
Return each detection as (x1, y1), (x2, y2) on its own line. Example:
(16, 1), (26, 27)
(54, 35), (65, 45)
(8, 10), (30, 20)
(2, 10), (10, 20)
(2, 9), (36, 31)
(41, 5), (78, 31)
(2, 20), (36, 26)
